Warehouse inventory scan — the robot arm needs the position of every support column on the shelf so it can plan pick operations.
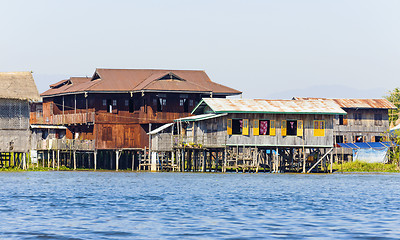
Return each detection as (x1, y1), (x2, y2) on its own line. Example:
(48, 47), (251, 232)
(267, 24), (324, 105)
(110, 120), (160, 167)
(73, 150), (77, 170)
(94, 151), (97, 171)
(131, 151), (135, 171)
(116, 150), (120, 171)
(223, 148), (227, 173)
(330, 150), (333, 173)
(22, 153), (26, 170)
(52, 150), (55, 170)
(57, 150), (60, 170)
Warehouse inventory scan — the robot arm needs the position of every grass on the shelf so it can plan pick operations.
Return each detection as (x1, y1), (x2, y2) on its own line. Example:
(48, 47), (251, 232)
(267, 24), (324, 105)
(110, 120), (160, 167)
(332, 161), (400, 173)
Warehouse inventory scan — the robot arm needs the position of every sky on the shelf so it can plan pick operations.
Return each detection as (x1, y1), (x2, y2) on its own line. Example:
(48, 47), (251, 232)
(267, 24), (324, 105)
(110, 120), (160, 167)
(1, 0), (399, 99)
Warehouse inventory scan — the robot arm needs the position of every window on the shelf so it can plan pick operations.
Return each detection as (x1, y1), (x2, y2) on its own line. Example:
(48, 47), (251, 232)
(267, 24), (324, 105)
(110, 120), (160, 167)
(129, 99), (134, 113)
(354, 113), (362, 125)
(314, 120), (325, 137)
(374, 136), (383, 142)
(107, 99), (112, 113)
(335, 135), (344, 144)
(339, 115), (347, 125)
(259, 120), (270, 135)
(125, 100), (129, 107)
(189, 100), (194, 107)
(232, 119), (243, 135)
(180, 99), (189, 112)
(102, 127), (112, 141)
(354, 135), (363, 142)
(157, 98), (166, 112)
(286, 120), (297, 136)
(102, 99), (107, 106)
(374, 114), (383, 126)
(112, 100), (117, 106)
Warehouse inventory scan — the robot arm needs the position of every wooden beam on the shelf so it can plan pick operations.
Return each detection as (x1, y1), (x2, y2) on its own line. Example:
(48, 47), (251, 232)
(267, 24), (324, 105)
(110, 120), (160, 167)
(307, 148), (333, 173)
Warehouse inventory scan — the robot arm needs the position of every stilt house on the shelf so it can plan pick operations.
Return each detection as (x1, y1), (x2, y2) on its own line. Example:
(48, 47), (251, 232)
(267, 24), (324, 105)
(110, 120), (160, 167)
(39, 69), (241, 170)
(0, 72), (40, 167)
(150, 98), (346, 172)
(293, 97), (396, 161)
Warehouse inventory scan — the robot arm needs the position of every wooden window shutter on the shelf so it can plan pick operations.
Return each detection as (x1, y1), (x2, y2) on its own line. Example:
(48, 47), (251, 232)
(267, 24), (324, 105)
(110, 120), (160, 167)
(253, 119), (259, 136)
(281, 120), (287, 136)
(371, 136), (375, 142)
(297, 120), (303, 137)
(242, 119), (249, 135)
(270, 120), (276, 136)
(314, 120), (325, 137)
(227, 119), (232, 135)
(343, 115), (348, 125)
(343, 136), (347, 143)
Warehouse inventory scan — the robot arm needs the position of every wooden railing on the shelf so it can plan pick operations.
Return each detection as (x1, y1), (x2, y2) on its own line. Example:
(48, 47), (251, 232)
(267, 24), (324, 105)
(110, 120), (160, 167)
(51, 112), (95, 125)
(172, 135), (226, 148)
(35, 139), (95, 151)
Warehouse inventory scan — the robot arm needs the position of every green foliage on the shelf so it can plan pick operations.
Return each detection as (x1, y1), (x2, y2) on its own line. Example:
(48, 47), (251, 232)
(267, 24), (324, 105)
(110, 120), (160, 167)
(332, 161), (399, 172)
(384, 87), (400, 125)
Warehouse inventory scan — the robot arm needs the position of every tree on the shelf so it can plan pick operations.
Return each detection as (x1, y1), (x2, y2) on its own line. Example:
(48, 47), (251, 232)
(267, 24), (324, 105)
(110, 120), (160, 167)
(384, 87), (400, 126)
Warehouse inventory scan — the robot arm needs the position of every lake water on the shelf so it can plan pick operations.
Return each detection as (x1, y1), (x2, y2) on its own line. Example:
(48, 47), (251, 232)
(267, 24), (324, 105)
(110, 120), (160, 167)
(0, 172), (400, 239)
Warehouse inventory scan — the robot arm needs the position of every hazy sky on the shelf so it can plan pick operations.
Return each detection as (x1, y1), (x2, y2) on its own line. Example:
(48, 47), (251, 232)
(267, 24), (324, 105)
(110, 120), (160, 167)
(1, 0), (399, 99)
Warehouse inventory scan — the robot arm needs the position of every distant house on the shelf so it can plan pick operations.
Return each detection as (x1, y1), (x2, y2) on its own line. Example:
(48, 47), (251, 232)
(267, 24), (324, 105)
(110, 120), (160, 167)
(40, 69), (241, 170)
(0, 72), (40, 167)
(150, 98), (346, 172)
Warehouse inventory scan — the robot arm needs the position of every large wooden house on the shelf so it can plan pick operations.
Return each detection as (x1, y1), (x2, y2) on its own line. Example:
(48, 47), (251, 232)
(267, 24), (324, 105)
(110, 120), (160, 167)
(0, 72), (40, 168)
(39, 69), (241, 170)
(149, 98), (346, 173)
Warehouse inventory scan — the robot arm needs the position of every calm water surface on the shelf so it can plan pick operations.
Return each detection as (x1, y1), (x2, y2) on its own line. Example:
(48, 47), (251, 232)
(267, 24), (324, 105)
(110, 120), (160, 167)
(0, 172), (400, 239)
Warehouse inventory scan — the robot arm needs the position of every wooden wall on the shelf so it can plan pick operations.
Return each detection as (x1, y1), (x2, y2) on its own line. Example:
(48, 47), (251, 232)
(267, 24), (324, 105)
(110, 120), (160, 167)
(334, 108), (390, 143)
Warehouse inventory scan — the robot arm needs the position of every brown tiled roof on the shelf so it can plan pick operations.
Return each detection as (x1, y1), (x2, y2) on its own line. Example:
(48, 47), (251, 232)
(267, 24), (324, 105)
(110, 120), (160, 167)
(41, 69), (241, 96)
(293, 97), (396, 109)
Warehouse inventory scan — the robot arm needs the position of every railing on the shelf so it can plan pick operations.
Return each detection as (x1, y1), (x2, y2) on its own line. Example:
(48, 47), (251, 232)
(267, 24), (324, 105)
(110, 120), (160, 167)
(35, 139), (95, 151)
(51, 112), (95, 125)
(172, 134), (226, 148)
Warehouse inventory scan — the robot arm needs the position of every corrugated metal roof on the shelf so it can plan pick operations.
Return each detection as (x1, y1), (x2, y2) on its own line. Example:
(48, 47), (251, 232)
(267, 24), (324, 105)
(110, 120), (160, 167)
(193, 98), (347, 115)
(148, 123), (174, 135)
(41, 69), (241, 96)
(175, 113), (227, 122)
(294, 97), (396, 109)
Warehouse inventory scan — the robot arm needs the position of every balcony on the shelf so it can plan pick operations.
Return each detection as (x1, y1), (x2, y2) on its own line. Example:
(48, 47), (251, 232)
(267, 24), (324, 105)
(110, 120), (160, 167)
(50, 112), (95, 125)
(35, 139), (95, 151)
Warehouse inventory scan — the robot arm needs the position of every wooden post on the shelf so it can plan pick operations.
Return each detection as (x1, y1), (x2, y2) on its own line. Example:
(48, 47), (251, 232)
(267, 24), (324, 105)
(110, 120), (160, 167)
(22, 153), (26, 170)
(223, 148), (227, 173)
(116, 150), (120, 171)
(330, 150), (333, 173)
(52, 150), (55, 170)
(132, 151), (135, 171)
(57, 150), (60, 170)
(73, 150), (76, 170)
(47, 151), (50, 168)
(94, 151), (97, 171)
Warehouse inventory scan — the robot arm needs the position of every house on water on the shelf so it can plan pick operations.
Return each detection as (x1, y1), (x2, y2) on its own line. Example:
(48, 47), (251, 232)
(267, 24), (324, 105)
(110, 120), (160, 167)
(0, 72), (40, 168)
(293, 98), (396, 162)
(40, 69), (241, 170)
(149, 98), (346, 173)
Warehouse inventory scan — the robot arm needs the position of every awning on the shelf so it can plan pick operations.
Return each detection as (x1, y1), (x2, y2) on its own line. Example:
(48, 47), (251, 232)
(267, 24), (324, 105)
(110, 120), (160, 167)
(30, 124), (67, 130)
(338, 142), (395, 149)
(148, 123), (174, 135)
(175, 113), (227, 122)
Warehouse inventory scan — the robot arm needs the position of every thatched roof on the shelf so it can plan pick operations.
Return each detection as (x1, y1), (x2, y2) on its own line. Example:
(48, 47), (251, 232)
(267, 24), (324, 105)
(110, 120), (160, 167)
(0, 72), (40, 101)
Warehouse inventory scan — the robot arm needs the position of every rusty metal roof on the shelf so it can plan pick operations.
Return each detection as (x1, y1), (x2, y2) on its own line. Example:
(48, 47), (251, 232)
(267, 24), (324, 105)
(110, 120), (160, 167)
(294, 97), (396, 109)
(192, 98), (347, 115)
(41, 69), (241, 97)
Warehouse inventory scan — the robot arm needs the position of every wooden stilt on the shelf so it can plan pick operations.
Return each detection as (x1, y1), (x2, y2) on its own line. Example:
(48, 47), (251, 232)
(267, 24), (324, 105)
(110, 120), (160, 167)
(94, 151), (97, 171)
(116, 150), (120, 171)
(57, 150), (60, 170)
(132, 151), (135, 171)
(73, 150), (76, 170)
